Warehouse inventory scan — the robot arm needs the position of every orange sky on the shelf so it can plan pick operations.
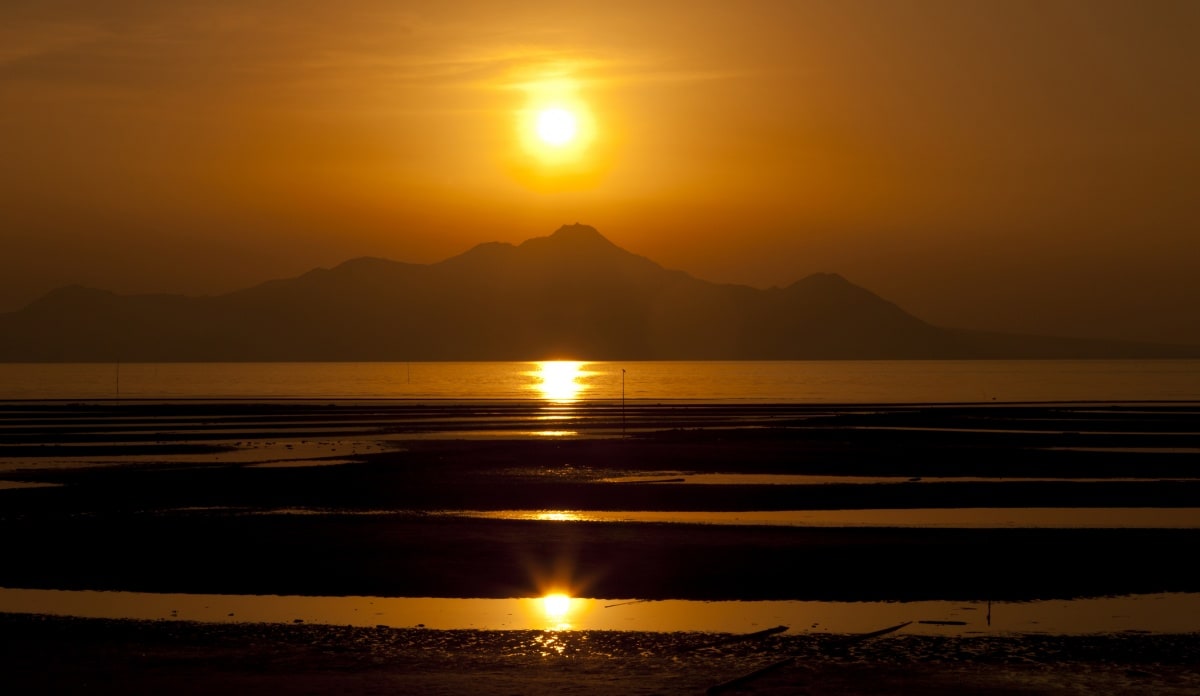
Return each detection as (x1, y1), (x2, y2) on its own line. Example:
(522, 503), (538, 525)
(2, 0), (1198, 345)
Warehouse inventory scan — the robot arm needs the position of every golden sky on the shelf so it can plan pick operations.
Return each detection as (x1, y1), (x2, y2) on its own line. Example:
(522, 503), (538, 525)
(1, 0), (1198, 344)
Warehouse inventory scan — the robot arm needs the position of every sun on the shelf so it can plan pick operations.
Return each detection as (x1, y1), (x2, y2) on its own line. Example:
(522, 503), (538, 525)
(536, 108), (578, 146)
(519, 100), (592, 158)
(509, 76), (607, 189)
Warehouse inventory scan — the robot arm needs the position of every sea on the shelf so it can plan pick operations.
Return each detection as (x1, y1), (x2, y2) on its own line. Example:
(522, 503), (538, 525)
(2, 359), (1199, 402)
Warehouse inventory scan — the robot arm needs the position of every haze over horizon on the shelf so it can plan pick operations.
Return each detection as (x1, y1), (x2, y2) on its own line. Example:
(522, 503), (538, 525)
(3, 1), (1198, 346)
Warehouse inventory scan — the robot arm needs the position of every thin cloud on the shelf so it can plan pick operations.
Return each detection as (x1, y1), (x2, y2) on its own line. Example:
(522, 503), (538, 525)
(0, 20), (111, 68)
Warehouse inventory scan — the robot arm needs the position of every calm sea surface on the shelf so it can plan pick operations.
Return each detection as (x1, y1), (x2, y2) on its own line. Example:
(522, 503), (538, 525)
(2, 359), (1199, 402)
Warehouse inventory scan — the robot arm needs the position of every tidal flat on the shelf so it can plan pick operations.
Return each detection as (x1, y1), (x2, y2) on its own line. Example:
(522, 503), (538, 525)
(1, 400), (1198, 694)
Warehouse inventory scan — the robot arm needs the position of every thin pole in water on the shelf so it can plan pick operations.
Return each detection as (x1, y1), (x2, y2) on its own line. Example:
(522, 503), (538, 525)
(621, 368), (626, 436)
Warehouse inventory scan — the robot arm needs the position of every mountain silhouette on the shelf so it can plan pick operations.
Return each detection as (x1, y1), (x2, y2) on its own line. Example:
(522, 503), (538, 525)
(2, 224), (1197, 361)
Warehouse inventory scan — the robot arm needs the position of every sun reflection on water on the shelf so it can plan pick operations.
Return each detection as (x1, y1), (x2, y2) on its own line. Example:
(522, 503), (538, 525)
(530, 361), (589, 402)
(543, 593), (571, 618)
(533, 511), (586, 522)
(539, 592), (576, 631)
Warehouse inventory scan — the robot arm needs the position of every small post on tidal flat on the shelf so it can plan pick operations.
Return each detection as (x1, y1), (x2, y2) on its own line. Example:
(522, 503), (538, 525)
(621, 368), (626, 437)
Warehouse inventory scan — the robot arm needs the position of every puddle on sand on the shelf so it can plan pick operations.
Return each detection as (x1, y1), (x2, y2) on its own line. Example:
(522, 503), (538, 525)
(0, 480), (62, 490)
(0, 438), (391, 472)
(245, 459), (354, 469)
(1, 588), (1197, 636)
(453, 507), (1200, 529)
(601, 473), (1198, 485)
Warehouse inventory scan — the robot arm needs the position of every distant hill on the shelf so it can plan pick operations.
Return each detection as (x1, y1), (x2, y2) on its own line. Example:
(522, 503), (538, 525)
(2, 224), (1198, 361)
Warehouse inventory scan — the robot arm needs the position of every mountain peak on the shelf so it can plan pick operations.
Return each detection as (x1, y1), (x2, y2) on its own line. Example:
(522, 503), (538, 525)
(526, 223), (616, 250)
(511, 223), (627, 264)
(551, 222), (604, 239)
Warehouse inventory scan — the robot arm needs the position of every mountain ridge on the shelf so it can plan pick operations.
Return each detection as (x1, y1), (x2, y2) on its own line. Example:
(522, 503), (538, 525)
(2, 224), (1198, 362)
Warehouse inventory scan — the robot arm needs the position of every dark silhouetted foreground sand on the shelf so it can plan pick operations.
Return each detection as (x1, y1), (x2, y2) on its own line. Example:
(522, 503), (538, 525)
(2, 614), (1199, 695)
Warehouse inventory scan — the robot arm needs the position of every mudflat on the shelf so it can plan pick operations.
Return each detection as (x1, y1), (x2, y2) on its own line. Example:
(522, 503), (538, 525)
(1, 400), (1198, 694)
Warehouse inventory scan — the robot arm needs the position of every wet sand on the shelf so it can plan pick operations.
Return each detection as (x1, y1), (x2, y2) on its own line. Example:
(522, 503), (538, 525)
(3, 614), (1199, 695)
(1, 400), (1199, 693)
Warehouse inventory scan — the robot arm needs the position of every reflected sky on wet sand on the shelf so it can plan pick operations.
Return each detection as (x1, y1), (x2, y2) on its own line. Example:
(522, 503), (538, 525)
(451, 507), (1200, 529)
(3, 392), (1198, 645)
(2, 588), (1198, 636)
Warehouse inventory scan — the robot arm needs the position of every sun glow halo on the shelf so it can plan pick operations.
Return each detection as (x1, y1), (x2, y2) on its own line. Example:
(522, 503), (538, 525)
(513, 80), (598, 177)
(508, 74), (610, 189)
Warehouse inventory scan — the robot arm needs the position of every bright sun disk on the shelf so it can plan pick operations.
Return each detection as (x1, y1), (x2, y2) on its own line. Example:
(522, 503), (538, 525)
(535, 108), (577, 146)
